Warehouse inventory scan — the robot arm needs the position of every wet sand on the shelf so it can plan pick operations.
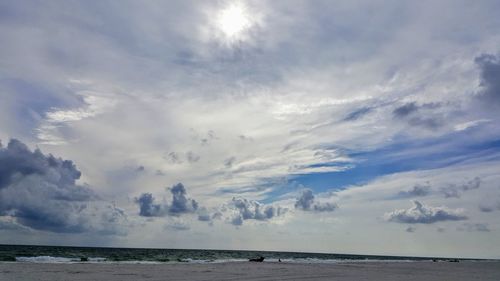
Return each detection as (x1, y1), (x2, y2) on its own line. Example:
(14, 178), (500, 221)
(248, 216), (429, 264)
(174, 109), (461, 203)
(1, 261), (499, 281)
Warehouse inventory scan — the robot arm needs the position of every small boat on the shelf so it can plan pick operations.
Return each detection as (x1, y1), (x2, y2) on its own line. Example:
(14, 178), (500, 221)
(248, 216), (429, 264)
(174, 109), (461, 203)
(249, 256), (265, 262)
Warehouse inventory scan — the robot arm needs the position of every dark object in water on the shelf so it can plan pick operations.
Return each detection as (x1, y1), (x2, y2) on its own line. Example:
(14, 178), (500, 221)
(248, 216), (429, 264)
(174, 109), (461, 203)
(249, 256), (265, 262)
(80, 257), (88, 262)
(448, 259), (460, 263)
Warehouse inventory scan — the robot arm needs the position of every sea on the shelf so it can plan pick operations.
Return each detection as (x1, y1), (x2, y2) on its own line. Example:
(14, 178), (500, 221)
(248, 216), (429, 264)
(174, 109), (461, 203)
(0, 244), (457, 264)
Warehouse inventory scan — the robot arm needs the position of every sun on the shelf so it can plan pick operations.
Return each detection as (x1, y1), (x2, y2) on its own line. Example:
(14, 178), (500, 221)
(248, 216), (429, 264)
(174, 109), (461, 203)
(216, 2), (253, 41)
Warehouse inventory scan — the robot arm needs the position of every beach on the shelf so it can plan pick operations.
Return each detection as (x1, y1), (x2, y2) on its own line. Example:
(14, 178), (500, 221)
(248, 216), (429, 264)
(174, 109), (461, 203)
(1, 261), (499, 281)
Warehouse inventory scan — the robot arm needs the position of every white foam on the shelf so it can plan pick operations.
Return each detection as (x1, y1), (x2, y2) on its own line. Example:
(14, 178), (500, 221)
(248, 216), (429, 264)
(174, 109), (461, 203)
(15, 256), (107, 263)
(16, 256), (79, 263)
(12, 256), (418, 264)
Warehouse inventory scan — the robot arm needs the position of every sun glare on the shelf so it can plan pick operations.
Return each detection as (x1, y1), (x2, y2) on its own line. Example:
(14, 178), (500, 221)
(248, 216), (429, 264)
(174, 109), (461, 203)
(216, 3), (252, 40)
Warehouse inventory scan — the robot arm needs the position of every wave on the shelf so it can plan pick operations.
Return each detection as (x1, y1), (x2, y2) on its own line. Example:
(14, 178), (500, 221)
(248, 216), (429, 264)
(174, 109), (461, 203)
(10, 256), (418, 264)
(15, 256), (107, 263)
(2, 245), (442, 264)
(12, 256), (248, 264)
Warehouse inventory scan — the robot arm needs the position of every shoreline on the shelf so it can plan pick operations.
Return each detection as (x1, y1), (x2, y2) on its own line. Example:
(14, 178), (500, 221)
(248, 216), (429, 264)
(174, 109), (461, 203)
(1, 260), (500, 281)
(2, 244), (488, 262)
(3, 257), (491, 264)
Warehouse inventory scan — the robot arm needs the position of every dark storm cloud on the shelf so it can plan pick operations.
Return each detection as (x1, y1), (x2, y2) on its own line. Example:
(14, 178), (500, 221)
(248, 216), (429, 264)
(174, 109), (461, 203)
(441, 177), (481, 199)
(135, 183), (198, 217)
(295, 189), (338, 212)
(396, 183), (431, 198)
(475, 53), (500, 105)
(0, 139), (127, 234)
(230, 198), (286, 226)
(0, 139), (84, 192)
(385, 200), (467, 224)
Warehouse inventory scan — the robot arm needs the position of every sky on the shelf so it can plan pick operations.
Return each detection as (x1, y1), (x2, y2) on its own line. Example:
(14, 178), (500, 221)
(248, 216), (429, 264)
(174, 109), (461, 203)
(1, 0), (500, 259)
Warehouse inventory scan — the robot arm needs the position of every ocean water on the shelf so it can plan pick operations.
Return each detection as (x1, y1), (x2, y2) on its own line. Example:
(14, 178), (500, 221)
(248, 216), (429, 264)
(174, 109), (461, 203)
(0, 244), (443, 264)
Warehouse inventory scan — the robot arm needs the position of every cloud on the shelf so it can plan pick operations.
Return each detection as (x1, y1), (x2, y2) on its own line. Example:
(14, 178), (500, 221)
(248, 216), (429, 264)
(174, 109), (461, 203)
(231, 215), (244, 226)
(134, 184), (233, 226)
(134, 193), (168, 217)
(164, 151), (200, 165)
(0, 139), (85, 193)
(479, 205), (494, 212)
(454, 119), (491, 132)
(165, 221), (190, 231)
(475, 53), (500, 105)
(393, 103), (419, 117)
(197, 207), (212, 222)
(37, 91), (117, 145)
(224, 156), (236, 168)
(460, 177), (481, 191)
(406, 226), (416, 233)
(458, 223), (490, 232)
(0, 219), (32, 232)
(169, 183), (199, 215)
(343, 107), (372, 121)
(407, 117), (442, 129)
(135, 183), (198, 217)
(200, 130), (218, 146)
(295, 189), (338, 212)
(441, 188), (460, 199)
(164, 152), (183, 164)
(396, 183), (431, 198)
(392, 102), (443, 129)
(230, 198), (286, 225)
(441, 177), (481, 198)
(186, 151), (200, 163)
(385, 200), (467, 224)
(478, 201), (500, 213)
(0, 139), (127, 234)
